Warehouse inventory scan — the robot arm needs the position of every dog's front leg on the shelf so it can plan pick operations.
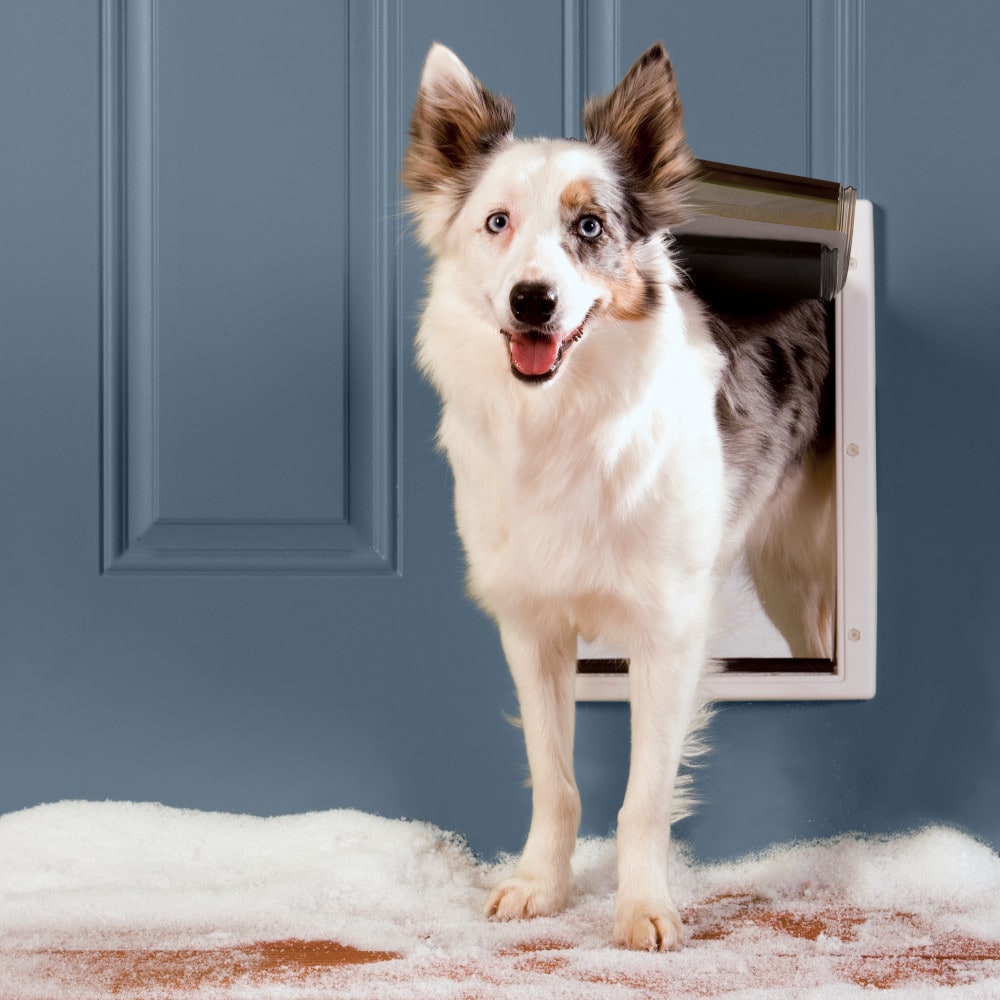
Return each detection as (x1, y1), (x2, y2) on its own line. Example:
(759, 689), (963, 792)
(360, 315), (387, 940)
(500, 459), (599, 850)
(486, 621), (581, 921)
(613, 627), (705, 951)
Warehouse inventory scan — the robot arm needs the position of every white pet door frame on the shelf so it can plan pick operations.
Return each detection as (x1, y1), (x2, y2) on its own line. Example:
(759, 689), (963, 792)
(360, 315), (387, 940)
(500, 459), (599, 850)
(576, 200), (876, 702)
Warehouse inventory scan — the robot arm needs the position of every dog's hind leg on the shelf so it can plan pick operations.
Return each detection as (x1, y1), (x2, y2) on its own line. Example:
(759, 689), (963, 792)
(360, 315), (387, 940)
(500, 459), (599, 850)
(745, 449), (836, 659)
(486, 620), (581, 921)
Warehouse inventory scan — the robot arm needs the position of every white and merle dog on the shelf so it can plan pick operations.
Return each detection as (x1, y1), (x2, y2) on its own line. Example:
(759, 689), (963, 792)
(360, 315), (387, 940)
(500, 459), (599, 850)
(404, 42), (833, 950)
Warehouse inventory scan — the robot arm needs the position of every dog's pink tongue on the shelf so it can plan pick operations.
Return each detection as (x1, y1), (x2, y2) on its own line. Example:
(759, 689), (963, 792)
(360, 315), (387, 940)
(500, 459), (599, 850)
(510, 333), (560, 376)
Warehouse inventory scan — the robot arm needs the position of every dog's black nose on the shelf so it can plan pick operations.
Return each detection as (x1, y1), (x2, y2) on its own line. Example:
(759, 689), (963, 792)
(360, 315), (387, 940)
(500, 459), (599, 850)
(509, 282), (558, 327)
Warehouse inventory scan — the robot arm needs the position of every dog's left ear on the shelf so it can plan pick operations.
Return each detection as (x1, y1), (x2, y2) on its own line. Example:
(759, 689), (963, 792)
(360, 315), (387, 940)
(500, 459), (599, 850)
(403, 44), (515, 249)
(583, 43), (694, 234)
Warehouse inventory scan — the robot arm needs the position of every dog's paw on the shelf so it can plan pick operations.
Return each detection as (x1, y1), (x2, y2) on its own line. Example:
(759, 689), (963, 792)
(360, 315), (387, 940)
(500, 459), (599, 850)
(613, 899), (683, 952)
(485, 877), (567, 921)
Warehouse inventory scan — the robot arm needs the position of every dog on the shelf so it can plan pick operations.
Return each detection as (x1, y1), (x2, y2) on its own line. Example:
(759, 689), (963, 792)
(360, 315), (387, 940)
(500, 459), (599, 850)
(403, 41), (834, 951)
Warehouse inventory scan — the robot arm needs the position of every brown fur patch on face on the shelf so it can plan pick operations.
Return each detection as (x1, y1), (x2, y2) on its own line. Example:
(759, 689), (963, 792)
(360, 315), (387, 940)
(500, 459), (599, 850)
(556, 178), (662, 322)
(605, 251), (660, 322)
(560, 179), (596, 215)
(582, 43), (694, 234)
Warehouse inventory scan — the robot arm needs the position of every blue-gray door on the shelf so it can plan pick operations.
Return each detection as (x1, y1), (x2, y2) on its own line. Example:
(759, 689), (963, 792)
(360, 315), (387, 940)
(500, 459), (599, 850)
(3, 1), (998, 861)
(1, 0), (584, 850)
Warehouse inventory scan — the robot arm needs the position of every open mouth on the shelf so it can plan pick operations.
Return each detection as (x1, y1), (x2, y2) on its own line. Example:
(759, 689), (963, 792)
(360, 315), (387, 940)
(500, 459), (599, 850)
(501, 323), (586, 383)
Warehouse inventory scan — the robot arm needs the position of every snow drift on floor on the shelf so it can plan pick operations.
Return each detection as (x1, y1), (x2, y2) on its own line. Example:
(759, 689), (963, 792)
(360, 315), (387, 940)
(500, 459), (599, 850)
(1, 801), (998, 998)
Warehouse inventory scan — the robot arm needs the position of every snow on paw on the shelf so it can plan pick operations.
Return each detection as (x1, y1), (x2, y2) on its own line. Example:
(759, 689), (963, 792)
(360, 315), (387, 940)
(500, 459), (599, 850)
(613, 900), (683, 951)
(485, 877), (566, 921)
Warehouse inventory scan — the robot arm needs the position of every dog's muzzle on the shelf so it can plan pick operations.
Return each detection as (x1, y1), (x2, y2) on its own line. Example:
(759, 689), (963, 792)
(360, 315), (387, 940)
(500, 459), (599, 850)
(503, 282), (585, 383)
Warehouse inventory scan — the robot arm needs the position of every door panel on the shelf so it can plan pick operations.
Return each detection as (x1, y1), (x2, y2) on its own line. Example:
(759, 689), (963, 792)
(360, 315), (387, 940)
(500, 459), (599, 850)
(155, 0), (349, 524)
(103, 0), (394, 572)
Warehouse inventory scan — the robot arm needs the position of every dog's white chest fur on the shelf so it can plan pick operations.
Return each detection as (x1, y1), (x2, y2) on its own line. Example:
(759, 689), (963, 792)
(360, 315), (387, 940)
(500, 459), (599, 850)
(428, 293), (727, 642)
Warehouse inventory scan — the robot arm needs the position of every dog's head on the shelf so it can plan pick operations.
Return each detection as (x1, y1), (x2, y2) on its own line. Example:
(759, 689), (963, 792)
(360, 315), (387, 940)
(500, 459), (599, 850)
(403, 43), (694, 386)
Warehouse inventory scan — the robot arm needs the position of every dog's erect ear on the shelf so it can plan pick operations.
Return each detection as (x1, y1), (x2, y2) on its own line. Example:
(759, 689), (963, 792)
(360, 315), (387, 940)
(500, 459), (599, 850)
(583, 43), (694, 234)
(403, 44), (515, 249)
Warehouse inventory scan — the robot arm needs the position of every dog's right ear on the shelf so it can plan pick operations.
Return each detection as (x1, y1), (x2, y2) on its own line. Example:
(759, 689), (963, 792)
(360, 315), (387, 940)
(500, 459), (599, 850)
(583, 43), (694, 234)
(403, 44), (515, 249)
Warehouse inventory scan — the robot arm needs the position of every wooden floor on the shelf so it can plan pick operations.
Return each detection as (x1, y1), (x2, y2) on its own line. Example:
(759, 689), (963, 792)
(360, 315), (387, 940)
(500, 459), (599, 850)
(11, 905), (1000, 998)
(26, 939), (400, 994)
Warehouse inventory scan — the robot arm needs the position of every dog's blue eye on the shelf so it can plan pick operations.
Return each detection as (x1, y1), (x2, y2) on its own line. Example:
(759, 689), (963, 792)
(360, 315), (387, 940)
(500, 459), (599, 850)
(577, 215), (603, 239)
(486, 212), (509, 234)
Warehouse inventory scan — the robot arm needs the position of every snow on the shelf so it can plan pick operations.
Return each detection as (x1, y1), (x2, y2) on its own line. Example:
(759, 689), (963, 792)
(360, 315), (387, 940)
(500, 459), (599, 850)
(1, 801), (998, 998)
(0, 802), (489, 953)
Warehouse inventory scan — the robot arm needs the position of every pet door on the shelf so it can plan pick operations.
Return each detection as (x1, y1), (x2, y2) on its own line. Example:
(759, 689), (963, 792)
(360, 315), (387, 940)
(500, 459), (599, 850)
(576, 189), (876, 703)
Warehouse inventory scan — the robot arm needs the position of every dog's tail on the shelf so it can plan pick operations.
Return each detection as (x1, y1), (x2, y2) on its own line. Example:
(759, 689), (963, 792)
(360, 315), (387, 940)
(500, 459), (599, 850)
(671, 684), (715, 824)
